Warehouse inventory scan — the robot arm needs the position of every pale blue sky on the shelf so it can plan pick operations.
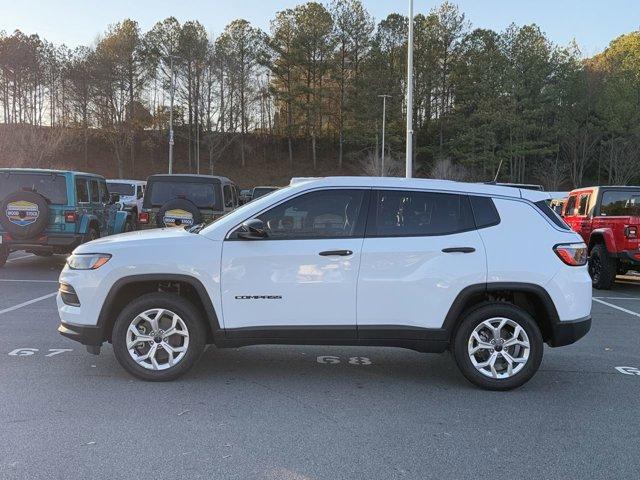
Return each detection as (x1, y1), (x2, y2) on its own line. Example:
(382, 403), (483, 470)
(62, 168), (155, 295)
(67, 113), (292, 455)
(0, 0), (638, 56)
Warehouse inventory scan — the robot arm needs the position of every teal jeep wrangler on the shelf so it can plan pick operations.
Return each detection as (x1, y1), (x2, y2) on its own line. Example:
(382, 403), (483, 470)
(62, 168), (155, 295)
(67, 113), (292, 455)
(0, 168), (132, 267)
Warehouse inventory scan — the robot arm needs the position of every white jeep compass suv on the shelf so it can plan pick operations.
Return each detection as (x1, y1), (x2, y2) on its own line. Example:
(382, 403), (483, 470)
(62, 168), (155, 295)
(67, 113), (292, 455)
(57, 177), (592, 390)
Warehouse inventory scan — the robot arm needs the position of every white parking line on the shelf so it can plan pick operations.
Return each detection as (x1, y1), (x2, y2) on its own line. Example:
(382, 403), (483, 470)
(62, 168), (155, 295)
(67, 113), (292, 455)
(0, 292), (57, 316)
(593, 298), (640, 318)
(0, 279), (58, 283)
(6, 254), (35, 263)
(594, 297), (640, 300)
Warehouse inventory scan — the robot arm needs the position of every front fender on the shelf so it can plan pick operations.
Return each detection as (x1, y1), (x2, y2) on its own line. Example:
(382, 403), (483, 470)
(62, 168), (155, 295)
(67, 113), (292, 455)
(590, 228), (616, 253)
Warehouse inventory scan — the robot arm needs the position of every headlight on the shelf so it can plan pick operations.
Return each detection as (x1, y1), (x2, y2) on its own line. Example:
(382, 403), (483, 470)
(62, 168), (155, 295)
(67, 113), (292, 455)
(67, 253), (112, 270)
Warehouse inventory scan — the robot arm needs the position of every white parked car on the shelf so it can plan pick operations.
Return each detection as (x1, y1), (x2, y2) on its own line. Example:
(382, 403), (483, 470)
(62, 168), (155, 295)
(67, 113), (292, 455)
(57, 177), (592, 390)
(106, 179), (146, 222)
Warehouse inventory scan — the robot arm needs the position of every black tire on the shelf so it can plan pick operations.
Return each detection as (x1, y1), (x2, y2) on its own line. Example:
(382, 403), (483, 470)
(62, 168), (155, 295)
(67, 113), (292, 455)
(0, 190), (50, 239)
(112, 292), (206, 381)
(156, 199), (202, 228)
(453, 303), (544, 391)
(589, 243), (616, 290)
(0, 246), (7, 268)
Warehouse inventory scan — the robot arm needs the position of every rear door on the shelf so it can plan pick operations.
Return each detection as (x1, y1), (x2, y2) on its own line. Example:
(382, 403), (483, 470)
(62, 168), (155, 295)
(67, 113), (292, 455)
(220, 188), (369, 335)
(357, 189), (486, 332)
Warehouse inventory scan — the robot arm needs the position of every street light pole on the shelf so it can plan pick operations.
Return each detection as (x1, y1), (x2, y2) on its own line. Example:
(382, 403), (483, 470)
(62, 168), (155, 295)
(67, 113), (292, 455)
(168, 55), (176, 174)
(405, 0), (414, 178)
(378, 95), (391, 176)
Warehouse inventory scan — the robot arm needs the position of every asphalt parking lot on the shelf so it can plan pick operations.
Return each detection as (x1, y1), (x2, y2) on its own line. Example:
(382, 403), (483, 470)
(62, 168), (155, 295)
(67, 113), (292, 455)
(1, 252), (639, 480)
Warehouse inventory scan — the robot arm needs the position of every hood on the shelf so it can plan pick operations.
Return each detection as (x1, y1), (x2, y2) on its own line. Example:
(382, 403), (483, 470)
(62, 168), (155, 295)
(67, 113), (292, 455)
(74, 227), (205, 253)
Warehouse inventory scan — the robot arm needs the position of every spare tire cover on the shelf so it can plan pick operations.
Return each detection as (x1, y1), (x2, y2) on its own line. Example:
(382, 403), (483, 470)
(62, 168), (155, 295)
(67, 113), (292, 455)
(0, 190), (50, 239)
(156, 199), (203, 228)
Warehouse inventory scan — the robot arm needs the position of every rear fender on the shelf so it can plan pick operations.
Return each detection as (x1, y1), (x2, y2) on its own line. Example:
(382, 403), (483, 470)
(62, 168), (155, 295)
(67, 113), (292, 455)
(78, 214), (98, 235)
(589, 228), (616, 253)
(111, 210), (129, 234)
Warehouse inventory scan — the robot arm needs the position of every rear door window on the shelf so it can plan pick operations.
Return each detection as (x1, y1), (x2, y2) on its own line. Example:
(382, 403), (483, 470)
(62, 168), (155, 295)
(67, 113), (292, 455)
(577, 194), (590, 216)
(89, 179), (100, 203)
(99, 181), (110, 203)
(0, 172), (68, 204)
(367, 190), (474, 237)
(76, 178), (89, 203)
(223, 185), (233, 208)
(564, 196), (577, 216)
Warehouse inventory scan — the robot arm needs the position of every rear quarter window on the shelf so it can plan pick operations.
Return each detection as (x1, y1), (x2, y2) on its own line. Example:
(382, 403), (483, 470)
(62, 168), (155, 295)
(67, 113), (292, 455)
(600, 191), (640, 216)
(469, 196), (500, 229)
(535, 200), (571, 230)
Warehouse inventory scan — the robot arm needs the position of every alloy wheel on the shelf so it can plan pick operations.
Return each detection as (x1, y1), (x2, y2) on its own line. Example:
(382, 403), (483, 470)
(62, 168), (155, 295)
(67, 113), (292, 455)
(467, 317), (530, 379)
(126, 308), (190, 371)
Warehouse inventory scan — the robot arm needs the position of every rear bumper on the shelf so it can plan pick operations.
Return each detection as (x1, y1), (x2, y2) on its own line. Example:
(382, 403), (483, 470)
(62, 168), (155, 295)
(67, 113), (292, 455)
(1, 233), (83, 253)
(548, 315), (591, 347)
(616, 250), (640, 265)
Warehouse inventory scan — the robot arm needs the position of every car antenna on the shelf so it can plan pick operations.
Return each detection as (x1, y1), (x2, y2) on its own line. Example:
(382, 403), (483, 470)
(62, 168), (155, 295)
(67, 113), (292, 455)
(489, 158), (504, 184)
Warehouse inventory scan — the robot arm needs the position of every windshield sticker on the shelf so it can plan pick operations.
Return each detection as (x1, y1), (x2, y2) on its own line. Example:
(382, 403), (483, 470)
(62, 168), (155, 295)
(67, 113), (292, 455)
(163, 209), (193, 227)
(6, 201), (40, 226)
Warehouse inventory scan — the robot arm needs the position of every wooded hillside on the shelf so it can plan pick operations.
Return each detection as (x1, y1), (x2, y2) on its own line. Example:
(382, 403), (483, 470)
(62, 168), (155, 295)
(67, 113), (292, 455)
(1, 1), (638, 188)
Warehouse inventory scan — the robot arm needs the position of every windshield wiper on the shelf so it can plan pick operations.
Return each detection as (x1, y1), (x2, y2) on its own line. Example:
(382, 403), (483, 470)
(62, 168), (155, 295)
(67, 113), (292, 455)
(188, 223), (206, 234)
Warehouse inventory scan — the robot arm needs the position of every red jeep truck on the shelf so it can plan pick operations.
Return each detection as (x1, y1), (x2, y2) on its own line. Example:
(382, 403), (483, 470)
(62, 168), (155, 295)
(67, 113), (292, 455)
(562, 186), (640, 289)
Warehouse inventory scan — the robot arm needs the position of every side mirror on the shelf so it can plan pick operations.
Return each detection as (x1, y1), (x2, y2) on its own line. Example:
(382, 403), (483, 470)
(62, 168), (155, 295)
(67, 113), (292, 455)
(237, 218), (267, 240)
(109, 193), (120, 205)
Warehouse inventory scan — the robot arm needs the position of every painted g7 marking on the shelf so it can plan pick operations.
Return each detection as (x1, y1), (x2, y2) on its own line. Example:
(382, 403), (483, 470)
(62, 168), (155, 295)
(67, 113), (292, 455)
(8, 348), (73, 357)
(8, 348), (38, 356)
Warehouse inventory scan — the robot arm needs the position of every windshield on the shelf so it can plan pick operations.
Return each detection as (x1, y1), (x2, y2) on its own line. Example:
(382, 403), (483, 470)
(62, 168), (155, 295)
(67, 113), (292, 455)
(197, 185), (294, 233)
(107, 182), (135, 196)
(600, 191), (640, 216)
(147, 181), (217, 209)
(253, 187), (276, 199)
(0, 172), (68, 204)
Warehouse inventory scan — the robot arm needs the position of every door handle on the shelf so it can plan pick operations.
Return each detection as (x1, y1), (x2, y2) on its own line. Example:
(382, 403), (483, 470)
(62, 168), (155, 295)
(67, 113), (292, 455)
(442, 247), (475, 253)
(319, 250), (353, 256)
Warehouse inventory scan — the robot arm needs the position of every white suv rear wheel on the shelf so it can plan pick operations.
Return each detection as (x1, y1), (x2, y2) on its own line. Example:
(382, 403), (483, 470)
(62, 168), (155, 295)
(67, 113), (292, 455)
(454, 303), (543, 390)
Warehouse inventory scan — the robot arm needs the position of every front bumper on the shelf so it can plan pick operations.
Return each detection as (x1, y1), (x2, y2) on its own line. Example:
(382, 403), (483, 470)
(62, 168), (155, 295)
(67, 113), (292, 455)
(58, 322), (104, 354)
(548, 315), (591, 347)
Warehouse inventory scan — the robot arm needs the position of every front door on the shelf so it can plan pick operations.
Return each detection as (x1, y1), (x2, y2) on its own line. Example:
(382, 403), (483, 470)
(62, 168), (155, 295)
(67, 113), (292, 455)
(220, 188), (369, 336)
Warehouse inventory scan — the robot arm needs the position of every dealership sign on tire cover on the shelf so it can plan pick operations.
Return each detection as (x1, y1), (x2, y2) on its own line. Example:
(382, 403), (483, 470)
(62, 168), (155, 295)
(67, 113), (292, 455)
(163, 209), (194, 227)
(6, 200), (40, 226)
(0, 190), (50, 239)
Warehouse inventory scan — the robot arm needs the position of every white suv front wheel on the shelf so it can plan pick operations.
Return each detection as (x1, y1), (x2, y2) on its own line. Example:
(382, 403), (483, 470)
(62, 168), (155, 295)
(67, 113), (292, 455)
(112, 293), (206, 381)
(453, 303), (543, 390)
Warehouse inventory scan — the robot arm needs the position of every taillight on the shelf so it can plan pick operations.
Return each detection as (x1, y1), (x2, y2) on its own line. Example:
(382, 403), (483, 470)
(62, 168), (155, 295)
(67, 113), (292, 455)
(138, 212), (149, 224)
(624, 226), (637, 239)
(64, 211), (77, 223)
(554, 243), (588, 266)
